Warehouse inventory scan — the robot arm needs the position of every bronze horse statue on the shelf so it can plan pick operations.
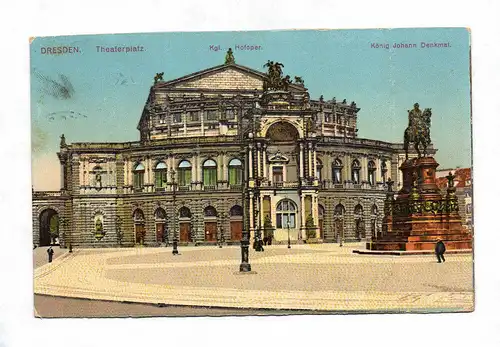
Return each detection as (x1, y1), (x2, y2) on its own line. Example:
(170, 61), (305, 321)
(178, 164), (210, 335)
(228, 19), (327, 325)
(403, 107), (432, 159)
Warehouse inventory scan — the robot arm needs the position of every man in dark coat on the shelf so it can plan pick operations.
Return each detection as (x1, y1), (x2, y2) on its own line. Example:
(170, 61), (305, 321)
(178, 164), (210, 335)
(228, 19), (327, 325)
(435, 239), (446, 263)
(47, 246), (54, 263)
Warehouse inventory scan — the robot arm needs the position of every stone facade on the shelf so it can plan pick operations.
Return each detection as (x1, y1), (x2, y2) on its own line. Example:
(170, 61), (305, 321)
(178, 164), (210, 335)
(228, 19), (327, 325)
(33, 60), (426, 247)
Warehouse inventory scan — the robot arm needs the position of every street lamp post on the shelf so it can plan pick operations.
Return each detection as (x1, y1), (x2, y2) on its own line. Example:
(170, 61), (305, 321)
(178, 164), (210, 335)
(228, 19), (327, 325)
(287, 220), (291, 249)
(169, 168), (179, 255)
(224, 93), (259, 272)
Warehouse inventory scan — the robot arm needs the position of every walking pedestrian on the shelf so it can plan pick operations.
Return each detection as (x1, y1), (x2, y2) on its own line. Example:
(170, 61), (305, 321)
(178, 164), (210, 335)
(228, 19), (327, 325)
(435, 238), (446, 263)
(47, 246), (54, 263)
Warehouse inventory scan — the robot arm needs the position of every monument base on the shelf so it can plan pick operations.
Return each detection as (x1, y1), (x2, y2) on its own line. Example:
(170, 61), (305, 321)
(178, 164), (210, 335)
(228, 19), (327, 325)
(370, 157), (472, 252)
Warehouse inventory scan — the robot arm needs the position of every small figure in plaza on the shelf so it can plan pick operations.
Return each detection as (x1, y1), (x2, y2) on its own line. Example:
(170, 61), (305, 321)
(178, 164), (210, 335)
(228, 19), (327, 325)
(69, 243), (73, 253)
(435, 238), (446, 263)
(47, 246), (54, 263)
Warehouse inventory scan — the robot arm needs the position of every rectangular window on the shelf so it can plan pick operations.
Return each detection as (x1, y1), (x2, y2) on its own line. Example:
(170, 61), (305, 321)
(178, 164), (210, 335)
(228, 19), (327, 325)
(189, 111), (199, 122)
(179, 170), (192, 187)
(229, 167), (242, 185)
(155, 171), (167, 188)
(203, 168), (217, 186)
(206, 110), (217, 121)
(282, 214), (289, 228)
(289, 214), (296, 228)
(172, 113), (182, 123)
(273, 166), (283, 183)
(133, 172), (144, 189)
(276, 214), (282, 229)
(333, 168), (342, 184)
(226, 109), (235, 120)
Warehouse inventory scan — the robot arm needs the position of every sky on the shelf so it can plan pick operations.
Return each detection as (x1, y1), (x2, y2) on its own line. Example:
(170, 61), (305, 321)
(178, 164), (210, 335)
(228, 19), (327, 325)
(30, 28), (472, 191)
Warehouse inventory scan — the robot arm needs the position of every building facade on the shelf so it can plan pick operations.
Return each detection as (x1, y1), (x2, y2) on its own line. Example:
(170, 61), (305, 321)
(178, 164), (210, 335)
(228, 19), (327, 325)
(33, 55), (422, 248)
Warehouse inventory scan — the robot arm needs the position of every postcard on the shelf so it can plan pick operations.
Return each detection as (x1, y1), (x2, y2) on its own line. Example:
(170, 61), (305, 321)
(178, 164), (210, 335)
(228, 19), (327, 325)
(31, 28), (473, 317)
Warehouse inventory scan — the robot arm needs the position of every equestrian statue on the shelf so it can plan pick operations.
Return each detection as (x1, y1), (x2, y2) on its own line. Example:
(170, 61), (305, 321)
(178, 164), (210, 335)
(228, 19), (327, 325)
(403, 103), (432, 159)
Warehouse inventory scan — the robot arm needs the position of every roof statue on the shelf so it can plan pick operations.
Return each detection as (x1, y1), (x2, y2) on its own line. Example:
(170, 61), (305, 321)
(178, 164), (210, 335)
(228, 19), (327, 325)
(294, 76), (304, 86)
(263, 60), (291, 91)
(225, 48), (235, 64)
(154, 72), (164, 84)
(403, 103), (432, 159)
(60, 134), (67, 147)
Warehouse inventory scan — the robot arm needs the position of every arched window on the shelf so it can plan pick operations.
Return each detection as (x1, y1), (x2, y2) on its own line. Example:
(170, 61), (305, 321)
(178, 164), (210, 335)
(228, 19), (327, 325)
(352, 159), (361, 184)
(276, 199), (297, 228)
(155, 207), (167, 220)
(204, 206), (217, 217)
(334, 204), (345, 216)
(371, 204), (378, 216)
(133, 209), (145, 223)
(203, 159), (217, 187)
(179, 206), (192, 218)
(178, 160), (192, 187)
(354, 204), (363, 217)
(228, 158), (242, 185)
(333, 159), (343, 184)
(154, 161), (168, 188)
(133, 163), (145, 190)
(368, 161), (376, 186)
(229, 205), (243, 216)
(316, 159), (323, 181)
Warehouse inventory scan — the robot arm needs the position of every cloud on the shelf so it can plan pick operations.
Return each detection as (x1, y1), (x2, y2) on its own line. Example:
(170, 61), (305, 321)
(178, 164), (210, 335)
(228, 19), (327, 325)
(31, 125), (49, 154)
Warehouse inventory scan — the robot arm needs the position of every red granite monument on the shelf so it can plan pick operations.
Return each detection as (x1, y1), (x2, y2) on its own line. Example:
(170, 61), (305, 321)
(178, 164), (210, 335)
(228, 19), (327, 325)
(369, 104), (472, 252)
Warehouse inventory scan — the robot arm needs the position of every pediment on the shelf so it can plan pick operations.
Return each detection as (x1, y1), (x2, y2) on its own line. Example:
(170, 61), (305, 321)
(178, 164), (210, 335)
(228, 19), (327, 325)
(155, 64), (307, 92)
(159, 64), (266, 91)
(268, 151), (290, 163)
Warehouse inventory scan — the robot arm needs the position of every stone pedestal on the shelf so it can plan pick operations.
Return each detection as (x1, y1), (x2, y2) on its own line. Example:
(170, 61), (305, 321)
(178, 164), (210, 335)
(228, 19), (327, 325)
(370, 157), (472, 252)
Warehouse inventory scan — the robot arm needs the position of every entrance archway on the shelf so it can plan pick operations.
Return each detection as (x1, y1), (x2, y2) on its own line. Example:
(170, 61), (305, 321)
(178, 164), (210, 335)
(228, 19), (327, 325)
(154, 208), (167, 243)
(334, 204), (345, 242)
(204, 206), (217, 242)
(179, 206), (192, 242)
(133, 209), (145, 245)
(39, 209), (58, 246)
(318, 205), (325, 239)
(229, 205), (243, 241)
(354, 204), (365, 240)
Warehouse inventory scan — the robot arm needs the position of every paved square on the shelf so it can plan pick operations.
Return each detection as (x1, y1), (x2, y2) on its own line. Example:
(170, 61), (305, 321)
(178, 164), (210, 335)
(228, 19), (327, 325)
(34, 243), (473, 313)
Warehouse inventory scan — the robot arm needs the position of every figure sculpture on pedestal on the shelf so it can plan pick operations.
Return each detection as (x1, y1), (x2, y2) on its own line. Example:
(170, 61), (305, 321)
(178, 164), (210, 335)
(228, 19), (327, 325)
(403, 103), (432, 159)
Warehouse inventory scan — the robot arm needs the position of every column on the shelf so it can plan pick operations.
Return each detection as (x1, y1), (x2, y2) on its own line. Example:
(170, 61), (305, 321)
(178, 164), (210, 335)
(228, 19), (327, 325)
(344, 154), (350, 183)
(200, 109), (205, 136)
(217, 153), (223, 183)
(300, 195), (306, 228)
(307, 144), (313, 178)
(376, 158), (382, 182)
(262, 146), (267, 180)
(361, 157), (368, 182)
(386, 159), (392, 181)
(222, 152), (228, 181)
(299, 143), (304, 178)
(249, 192), (254, 238)
(197, 156), (202, 185)
(325, 154), (332, 181)
(257, 144), (261, 178)
(60, 162), (65, 190)
(183, 111), (187, 135)
(313, 147), (317, 179)
(248, 145), (253, 179)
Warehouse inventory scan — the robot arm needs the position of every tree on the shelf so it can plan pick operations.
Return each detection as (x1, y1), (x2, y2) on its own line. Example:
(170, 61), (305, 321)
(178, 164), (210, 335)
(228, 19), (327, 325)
(49, 215), (59, 244)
